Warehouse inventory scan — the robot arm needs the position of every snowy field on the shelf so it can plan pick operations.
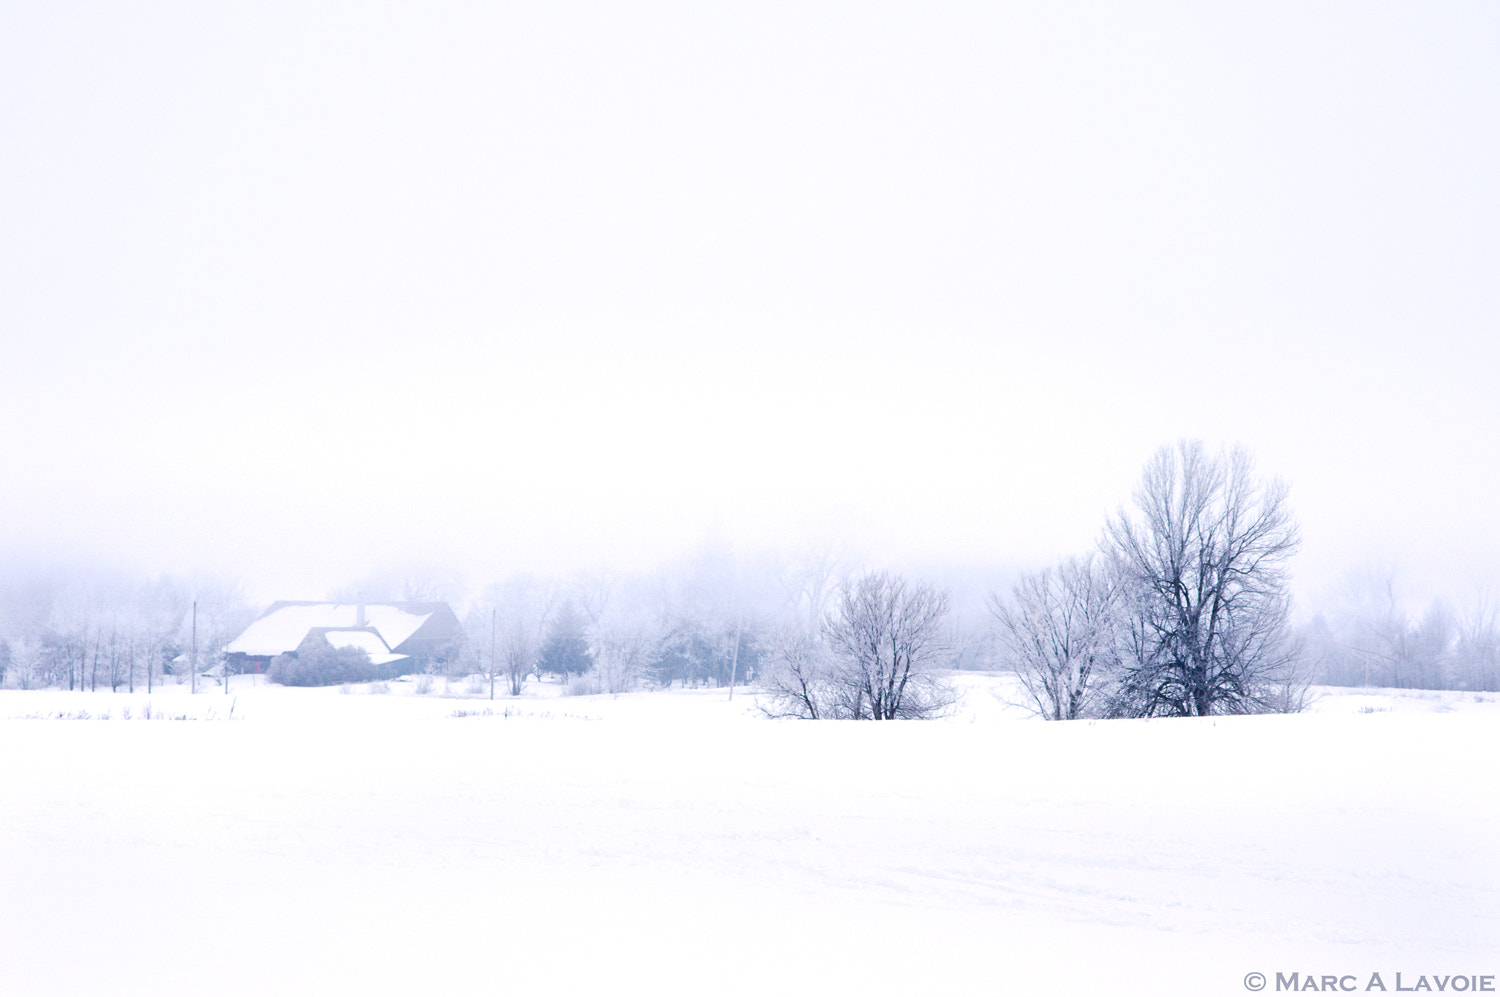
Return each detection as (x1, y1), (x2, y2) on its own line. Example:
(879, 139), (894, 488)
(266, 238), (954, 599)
(1, 675), (1496, 996)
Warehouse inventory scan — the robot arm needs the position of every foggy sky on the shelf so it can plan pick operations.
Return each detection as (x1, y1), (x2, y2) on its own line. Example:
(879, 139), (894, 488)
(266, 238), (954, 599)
(2, 2), (1497, 606)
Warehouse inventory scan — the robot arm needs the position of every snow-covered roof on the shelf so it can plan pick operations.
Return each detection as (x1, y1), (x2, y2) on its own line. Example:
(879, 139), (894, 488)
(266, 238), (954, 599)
(318, 629), (407, 667)
(225, 603), (434, 658)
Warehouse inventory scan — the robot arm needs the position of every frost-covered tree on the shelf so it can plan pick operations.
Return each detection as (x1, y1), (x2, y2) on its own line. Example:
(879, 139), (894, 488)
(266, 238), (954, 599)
(762, 572), (955, 720)
(991, 555), (1118, 720)
(133, 575), (187, 694)
(776, 549), (845, 634)
(1454, 597), (1500, 692)
(1296, 571), (1479, 691)
(1104, 441), (1306, 717)
(760, 624), (839, 719)
(477, 576), (554, 698)
(2, 636), (44, 690)
(182, 578), (256, 693)
(588, 600), (667, 695)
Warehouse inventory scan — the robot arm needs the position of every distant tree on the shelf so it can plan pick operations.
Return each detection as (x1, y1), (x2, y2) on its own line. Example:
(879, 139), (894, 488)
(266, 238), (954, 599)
(1454, 596), (1500, 692)
(474, 576), (553, 698)
(332, 563), (464, 605)
(659, 546), (785, 697)
(2, 636), (44, 690)
(107, 625), (123, 692)
(1296, 571), (1473, 691)
(537, 600), (593, 680)
(462, 609), (501, 695)
(776, 549), (845, 632)
(991, 555), (1119, 720)
(650, 617), (765, 690)
(47, 580), (101, 692)
(1104, 441), (1306, 717)
(717, 623), (763, 690)
(183, 577), (256, 692)
(134, 575), (188, 694)
(647, 627), (695, 688)
(588, 600), (666, 695)
(0, 570), (193, 691)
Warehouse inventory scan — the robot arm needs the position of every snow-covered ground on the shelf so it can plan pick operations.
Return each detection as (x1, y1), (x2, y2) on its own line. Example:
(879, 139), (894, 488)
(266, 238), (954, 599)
(1, 675), (1496, 996)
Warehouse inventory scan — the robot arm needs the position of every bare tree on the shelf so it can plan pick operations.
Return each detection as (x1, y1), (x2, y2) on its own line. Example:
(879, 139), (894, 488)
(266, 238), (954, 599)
(990, 555), (1118, 720)
(47, 580), (100, 692)
(1104, 441), (1305, 717)
(760, 624), (833, 719)
(0, 571), (188, 692)
(820, 572), (954, 720)
(1298, 569), (1476, 691)
(776, 548), (845, 633)
(466, 608), (501, 698)
(3, 636), (44, 690)
(332, 563), (464, 605)
(588, 599), (666, 695)
(1454, 593), (1500, 692)
(183, 577), (256, 693)
(136, 576), (187, 694)
(494, 576), (554, 697)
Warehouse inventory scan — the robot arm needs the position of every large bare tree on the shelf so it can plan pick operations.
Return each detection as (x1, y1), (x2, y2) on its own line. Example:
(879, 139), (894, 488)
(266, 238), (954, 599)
(1104, 441), (1305, 717)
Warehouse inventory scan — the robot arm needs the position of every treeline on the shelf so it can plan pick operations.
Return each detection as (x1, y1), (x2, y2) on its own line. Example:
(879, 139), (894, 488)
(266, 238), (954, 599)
(458, 441), (1315, 720)
(3, 440), (1494, 711)
(0, 550), (988, 699)
(449, 552), (851, 699)
(1301, 582), (1500, 692)
(0, 572), (255, 693)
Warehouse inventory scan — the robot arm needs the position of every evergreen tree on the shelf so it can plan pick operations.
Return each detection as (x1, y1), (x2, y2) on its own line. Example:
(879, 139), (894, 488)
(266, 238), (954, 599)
(537, 600), (593, 678)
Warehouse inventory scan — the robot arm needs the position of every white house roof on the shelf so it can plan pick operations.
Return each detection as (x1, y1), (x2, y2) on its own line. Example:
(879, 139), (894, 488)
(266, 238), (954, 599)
(319, 629), (407, 667)
(225, 603), (434, 658)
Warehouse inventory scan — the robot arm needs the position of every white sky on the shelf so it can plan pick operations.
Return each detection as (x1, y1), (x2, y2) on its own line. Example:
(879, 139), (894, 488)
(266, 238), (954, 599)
(2, 2), (1497, 605)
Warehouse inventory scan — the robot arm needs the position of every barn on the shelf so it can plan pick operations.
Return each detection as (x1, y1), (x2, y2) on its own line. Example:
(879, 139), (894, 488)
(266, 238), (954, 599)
(223, 602), (463, 676)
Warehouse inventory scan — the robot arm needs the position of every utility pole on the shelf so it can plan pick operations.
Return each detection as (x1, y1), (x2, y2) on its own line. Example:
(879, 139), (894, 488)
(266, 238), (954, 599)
(490, 608), (497, 701)
(727, 611), (743, 701)
(191, 600), (197, 695)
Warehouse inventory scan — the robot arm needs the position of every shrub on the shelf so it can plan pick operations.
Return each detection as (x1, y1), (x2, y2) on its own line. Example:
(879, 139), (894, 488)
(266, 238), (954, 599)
(268, 643), (380, 687)
(564, 672), (601, 697)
